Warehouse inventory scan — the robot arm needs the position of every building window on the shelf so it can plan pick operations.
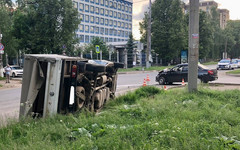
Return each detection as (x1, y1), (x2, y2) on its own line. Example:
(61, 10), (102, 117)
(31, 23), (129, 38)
(96, 27), (99, 34)
(129, 23), (132, 29)
(105, 28), (108, 35)
(114, 2), (117, 9)
(125, 23), (128, 29)
(100, 0), (104, 6)
(109, 29), (113, 35)
(122, 4), (124, 11)
(125, 5), (128, 12)
(129, 7), (132, 13)
(96, 17), (99, 24)
(105, 0), (108, 7)
(109, 20), (113, 26)
(100, 27), (104, 35)
(79, 3), (84, 11)
(109, 10), (113, 17)
(121, 22), (124, 28)
(114, 38), (117, 42)
(109, 38), (113, 42)
(90, 16), (94, 23)
(85, 4), (89, 12)
(121, 30), (124, 37)
(129, 15), (132, 21)
(90, 26), (95, 33)
(118, 3), (121, 10)
(117, 21), (121, 27)
(125, 31), (128, 37)
(118, 30), (121, 36)
(95, 7), (99, 14)
(100, 8), (104, 15)
(114, 20), (117, 27)
(85, 35), (89, 43)
(79, 13), (84, 21)
(122, 13), (125, 20)
(90, 6), (94, 13)
(79, 35), (84, 42)
(114, 11), (117, 18)
(73, 2), (78, 9)
(125, 14), (128, 20)
(118, 12), (121, 19)
(105, 9), (109, 16)
(95, 0), (99, 4)
(105, 19), (108, 26)
(109, 1), (113, 8)
(114, 29), (117, 36)
(90, 0), (94, 3)
(105, 37), (109, 42)
(85, 25), (89, 32)
(85, 0), (89, 2)
(100, 18), (104, 25)
(79, 24), (84, 32)
(85, 15), (89, 22)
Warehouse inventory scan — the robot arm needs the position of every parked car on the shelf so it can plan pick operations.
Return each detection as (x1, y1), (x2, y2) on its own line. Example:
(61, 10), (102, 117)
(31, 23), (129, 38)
(3, 65), (23, 77)
(217, 59), (234, 70)
(232, 59), (240, 68)
(156, 63), (218, 85)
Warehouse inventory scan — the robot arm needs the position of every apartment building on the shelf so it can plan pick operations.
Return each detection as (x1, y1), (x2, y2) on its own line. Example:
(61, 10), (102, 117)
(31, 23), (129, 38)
(184, 0), (229, 29)
(73, 0), (133, 45)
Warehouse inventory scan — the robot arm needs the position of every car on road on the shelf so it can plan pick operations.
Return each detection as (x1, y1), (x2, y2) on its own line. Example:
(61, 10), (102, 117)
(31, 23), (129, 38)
(156, 63), (218, 85)
(232, 59), (240, 68)
(217, 59), (235, 70)
(3, 65), (23, 77)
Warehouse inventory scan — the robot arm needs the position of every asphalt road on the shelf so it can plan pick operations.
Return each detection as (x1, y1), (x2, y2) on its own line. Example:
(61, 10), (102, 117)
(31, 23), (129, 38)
(0, 64), (239, 123)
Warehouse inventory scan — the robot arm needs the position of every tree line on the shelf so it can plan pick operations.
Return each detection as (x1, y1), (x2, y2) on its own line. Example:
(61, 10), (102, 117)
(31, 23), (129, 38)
(139, 0), (240, 64)
(0, 0), (80, 63)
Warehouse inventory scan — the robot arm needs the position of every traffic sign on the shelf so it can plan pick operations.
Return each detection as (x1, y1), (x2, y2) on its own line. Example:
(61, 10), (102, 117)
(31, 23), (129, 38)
(96, 45), (100, 53)
(0, 43), (4, 50)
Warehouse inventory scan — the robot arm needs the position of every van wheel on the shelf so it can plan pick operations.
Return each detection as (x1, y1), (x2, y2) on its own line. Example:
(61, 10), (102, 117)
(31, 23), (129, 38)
(158, 77), (165, 85)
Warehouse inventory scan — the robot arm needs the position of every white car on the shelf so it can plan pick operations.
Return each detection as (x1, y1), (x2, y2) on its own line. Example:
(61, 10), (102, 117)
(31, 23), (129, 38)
(217, 59), (234, 70)
(3, 65), (23, 77)
(232, 59), (240, 68)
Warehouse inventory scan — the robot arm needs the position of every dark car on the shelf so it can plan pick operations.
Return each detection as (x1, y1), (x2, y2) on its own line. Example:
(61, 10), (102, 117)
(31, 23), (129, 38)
(156, 64), (218, 85)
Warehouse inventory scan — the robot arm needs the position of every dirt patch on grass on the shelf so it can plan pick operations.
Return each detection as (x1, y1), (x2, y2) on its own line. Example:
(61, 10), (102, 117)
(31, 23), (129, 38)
(0, 79), (22, 90)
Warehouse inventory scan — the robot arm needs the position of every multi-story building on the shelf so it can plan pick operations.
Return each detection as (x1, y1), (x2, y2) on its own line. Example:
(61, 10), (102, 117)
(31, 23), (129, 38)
(184, 0), (229, 29)
(73, 0), (133, 45)
(219, 9), (229, 29)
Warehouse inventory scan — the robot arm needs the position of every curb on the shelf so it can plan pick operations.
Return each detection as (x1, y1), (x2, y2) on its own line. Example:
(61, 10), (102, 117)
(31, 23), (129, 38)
(118, 70), (158, 75)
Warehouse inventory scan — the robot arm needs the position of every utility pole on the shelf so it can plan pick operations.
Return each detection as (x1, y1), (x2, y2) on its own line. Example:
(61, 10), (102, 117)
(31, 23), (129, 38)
(188, 0), (199, 92)
(0, 33), (3, 77)
(146, 0), (152, 68)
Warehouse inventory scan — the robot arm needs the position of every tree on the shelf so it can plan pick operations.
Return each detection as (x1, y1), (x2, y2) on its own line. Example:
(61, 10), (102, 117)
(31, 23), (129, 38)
(84, 37), (108, 60)
(139, 12), (148, 44)
(12, 0), (80, 55)
(126, 33), (134, 68)
(151, 0), (186, 64)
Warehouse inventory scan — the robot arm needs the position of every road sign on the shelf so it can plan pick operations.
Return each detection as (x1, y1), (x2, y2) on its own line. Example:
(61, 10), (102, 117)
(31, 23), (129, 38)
(96, 45), (100, 53)
(0, 43), (4, 50)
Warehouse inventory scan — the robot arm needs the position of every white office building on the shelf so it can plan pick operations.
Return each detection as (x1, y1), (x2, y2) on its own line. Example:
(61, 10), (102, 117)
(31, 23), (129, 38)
(73, 0), (133, 45)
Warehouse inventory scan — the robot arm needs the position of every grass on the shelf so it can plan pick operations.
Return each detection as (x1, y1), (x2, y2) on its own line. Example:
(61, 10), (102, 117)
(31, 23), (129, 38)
(202, 61), (218, 65)
(118, 66), (172, 72)
(0, 77), (6, 81)
(1, 86), (240, 149)
(226, 69), (240, 75)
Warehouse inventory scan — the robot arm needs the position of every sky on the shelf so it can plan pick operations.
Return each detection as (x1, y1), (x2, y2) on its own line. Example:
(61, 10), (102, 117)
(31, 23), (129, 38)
(132, 0), (240, 40)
